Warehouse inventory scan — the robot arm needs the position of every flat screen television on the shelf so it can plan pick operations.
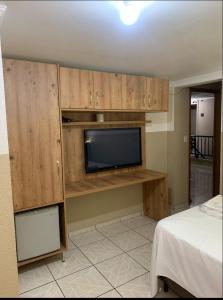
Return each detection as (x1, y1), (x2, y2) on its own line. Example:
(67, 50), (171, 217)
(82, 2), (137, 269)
(84, 127), (142, 173)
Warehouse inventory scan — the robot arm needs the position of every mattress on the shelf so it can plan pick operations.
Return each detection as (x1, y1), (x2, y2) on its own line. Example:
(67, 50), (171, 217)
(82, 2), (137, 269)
(149, 195), (223, 298)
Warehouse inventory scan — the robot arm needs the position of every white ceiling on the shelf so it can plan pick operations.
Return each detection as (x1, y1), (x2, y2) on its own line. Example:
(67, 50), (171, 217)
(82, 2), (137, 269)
(191, 92), (214, 102)
(0, 1), (222, 80)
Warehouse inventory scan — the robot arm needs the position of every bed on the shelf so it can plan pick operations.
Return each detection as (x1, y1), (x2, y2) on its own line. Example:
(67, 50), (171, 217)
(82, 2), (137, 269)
(149, 195), (223, 298)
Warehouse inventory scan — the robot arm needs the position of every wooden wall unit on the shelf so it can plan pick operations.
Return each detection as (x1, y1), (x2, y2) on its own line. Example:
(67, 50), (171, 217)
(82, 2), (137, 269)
(4, 57), (169, 267)
(4, 59), (64, 212)
(61, 110), (169, 221)
(62, 112), (146, 183)
(59, 66), (169, 111)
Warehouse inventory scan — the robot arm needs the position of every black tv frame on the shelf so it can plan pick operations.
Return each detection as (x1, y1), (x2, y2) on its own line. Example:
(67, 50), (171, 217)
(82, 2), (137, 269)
(84, 127), (142, 174)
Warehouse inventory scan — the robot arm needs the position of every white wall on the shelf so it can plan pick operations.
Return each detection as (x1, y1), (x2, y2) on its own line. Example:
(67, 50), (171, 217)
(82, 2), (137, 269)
(196, 98), (214, 136)
(0, 15), (19, 295)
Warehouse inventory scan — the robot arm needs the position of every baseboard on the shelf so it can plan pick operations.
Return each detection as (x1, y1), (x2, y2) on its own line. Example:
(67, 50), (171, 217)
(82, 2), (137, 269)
(170, 202), (189, 215)
(68, 204), (143, 233)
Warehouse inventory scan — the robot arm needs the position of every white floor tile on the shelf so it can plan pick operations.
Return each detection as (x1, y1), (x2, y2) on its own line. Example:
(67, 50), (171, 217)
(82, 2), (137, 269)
(57, 266), (112, 298)
(116, 273), (150, 298)
(47, 249), (92, 280)
(127, 243), (153, 270)
(70, 229), (105, 247)
(121, 215), (154, 229)
(109, 230), (149, 252)
(96, 222), (130, 237)
(134, 223), (157, 241)
(19, 282), (64, 298)
(98, 289), (121, 298)
(95, 253), (147, 288)
(19, 263), (54, 294)
(79, 238), (123, 264)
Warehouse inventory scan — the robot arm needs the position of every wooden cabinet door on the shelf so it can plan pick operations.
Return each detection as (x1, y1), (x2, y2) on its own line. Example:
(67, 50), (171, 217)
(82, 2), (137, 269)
(146, 78), (169, 111)
(146, 77), (161, 111)
(138, 77), (147, 110)
(4, 59), (63, 211)
(92, 71), (124, 110)
(92, 71), (110, 109)
(109, 73), (123, 110)
(59, 67), (94, 109)
(161, 79), (169, 111)
(124, 75), (145, 110)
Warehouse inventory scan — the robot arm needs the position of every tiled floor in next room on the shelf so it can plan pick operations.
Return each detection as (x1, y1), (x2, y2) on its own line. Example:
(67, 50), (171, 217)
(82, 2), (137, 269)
(19, 214), (179, 298)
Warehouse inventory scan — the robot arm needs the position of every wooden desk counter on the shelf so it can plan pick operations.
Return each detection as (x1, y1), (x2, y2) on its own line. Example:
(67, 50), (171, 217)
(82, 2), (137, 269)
(65, 169), (168, 221)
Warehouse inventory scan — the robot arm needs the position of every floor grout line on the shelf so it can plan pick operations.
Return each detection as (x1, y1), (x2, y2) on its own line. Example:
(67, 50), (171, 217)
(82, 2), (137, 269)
(115, 287), (123, 298)
(45, 262), (66, 298)
(19, 279), (55, 296)
(96, 287), (118, 298)
(115, 271), (150, 290)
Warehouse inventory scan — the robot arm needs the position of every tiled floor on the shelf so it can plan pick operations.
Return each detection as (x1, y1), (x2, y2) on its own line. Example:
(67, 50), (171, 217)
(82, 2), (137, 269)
(19, 215), (179, 298)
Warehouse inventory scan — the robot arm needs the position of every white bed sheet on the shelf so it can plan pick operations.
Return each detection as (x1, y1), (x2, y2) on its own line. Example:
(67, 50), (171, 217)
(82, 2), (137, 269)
(149, 199), (223, 298)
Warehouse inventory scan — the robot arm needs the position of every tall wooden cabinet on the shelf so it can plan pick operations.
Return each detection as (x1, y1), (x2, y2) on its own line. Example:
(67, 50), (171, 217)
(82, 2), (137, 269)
(4, 59), (64, 211)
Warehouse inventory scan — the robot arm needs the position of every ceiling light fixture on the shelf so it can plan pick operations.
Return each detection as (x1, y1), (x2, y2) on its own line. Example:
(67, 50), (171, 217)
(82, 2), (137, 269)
(110, 1), (153, 26)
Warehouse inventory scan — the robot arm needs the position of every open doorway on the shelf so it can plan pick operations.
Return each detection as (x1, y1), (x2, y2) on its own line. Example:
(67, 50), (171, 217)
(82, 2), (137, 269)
(189, 81), (222, 207)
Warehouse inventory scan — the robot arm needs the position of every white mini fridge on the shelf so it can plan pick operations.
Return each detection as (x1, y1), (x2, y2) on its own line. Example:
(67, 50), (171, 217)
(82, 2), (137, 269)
(15, 205), (61, 261)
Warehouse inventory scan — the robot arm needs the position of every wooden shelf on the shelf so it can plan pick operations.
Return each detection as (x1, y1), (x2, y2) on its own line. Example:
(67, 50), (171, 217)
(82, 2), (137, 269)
(61, 108), (167, 113)
(65, 169), (167, 199)
(17, 245), (65, 268)
(14, 200), (64, 214)
(62, 120), (152, 127)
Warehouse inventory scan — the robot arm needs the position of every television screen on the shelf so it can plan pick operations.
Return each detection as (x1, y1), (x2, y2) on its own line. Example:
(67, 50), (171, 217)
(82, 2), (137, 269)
(84, 127), (142, 173)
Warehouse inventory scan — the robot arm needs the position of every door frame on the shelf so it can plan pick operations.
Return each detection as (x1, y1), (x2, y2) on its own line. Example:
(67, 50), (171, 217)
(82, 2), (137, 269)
(188, 85), (222, 205)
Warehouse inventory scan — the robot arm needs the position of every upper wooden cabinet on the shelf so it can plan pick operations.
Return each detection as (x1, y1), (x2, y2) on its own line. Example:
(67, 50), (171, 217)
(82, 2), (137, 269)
(59, 67), (168, 111)
(143, 78), (169, 111)
(124, 75), (146, 110)
(93, 71), (124, 110)
(4, 59), (64, 211)
(59, 67), (94, 109)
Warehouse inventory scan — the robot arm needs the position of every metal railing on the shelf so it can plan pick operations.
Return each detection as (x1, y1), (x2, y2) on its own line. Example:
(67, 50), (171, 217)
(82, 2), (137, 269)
(190, 135), (214, 159)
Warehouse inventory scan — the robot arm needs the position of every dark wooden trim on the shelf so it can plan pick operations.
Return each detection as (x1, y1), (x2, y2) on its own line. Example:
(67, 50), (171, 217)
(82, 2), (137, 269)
(189, 89), (192, 205)
(189, 83), (222, 206)
(213, 89), (221, 195)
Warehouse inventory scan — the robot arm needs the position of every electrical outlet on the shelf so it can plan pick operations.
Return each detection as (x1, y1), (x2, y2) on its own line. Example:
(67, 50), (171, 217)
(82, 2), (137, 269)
(184, 136), (188, 143)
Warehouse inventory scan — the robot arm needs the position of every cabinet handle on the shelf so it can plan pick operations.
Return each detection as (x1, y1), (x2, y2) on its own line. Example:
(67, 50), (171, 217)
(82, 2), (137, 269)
(148, 95), (151, 107)
(57, 160), (60, 175)
(143, 96), (146, 107)
(95, 92), (99, 106)
(89, 93), (93, 106)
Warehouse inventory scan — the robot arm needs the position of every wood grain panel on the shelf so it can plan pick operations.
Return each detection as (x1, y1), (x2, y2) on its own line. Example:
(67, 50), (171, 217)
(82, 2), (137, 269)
(110, 73), (124, 109)
(93, 71), (111, 109)
(4, 59), (63, 211)
(65, 169), (167, 199)
(143, 178), (168, 220)
(161, 79), (169, 111)
(124, 75), (145, 110)
(59, 67), (94, 109)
